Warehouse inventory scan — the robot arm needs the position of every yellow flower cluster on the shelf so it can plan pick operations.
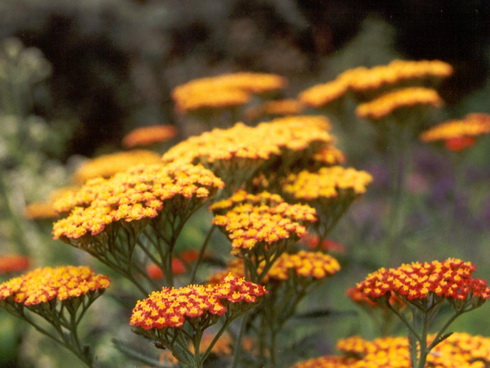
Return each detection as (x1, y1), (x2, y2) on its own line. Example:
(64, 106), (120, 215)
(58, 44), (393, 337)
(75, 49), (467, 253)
(245, 99), (304, 120)
(73, 150), (163, 184)
(122, 125), (177, 148)
(172, 72), (286, 113)
(356, 87), (443, 120)
(293, 333), (490, 368)
(0, 266), (110, 306)
(420, 113), (490, 142)
(299, 60), (452, 108)
(211, 190), (316, 253)
(311, 146), (346, 166)
(162, 116), (332, 165)
(129, 274), (267, 330)
(283, 166), (373, 201)
(53, 163), (224, 240)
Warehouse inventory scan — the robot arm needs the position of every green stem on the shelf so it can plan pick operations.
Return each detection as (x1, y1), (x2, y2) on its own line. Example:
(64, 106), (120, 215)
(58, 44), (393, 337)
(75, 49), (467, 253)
(230, 312), (249, 368)
(189, 225), (216, 284)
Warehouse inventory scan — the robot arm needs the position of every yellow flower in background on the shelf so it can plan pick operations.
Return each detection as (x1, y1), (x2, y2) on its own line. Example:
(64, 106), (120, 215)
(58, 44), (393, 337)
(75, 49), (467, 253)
(355, 87), (443, 120)
(420, 113), (490, 151)
(172, 72), (287, 113)
(122, 125), (177, 148)
(73, 150), (163, 184)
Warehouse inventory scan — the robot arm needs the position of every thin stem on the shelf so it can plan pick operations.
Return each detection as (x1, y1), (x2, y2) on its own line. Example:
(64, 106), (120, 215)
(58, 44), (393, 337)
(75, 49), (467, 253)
(230, 312), (249, 368)
(189, 225), (216, 284)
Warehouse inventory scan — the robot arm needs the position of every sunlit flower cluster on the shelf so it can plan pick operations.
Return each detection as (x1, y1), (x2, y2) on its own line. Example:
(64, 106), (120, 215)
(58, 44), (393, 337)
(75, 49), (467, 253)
(283, 166), (373, 201)
(73, 150), (163, 184)
(0, 265), (110, 306)
(356, 87), (443, 120)
(172, 72), (286, 113)
(420, 113), (490, 151)
(293, 333), (490, 368)
(211, 190), (316, 253)
(53, 163), (224, 240)
(299, 60), (452, 108)
(0, 254), (30, 275)
(354, 258), (490, 303)
(122, 125), (177, 148)
(129, 274), (267, 330)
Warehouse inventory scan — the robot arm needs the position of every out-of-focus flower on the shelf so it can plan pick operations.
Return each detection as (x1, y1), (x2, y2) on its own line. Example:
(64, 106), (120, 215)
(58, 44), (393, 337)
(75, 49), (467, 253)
(0, 255), (30, 275)
(0, 265), (110, 306)
(420, 113), (490, 152)
(146, 250), (200, 279)
(354, 258), (490, 305)
(24, 186), (79, 220)
(73, 150), (163, 184)
(301, 233), (345, 253)
(299, 60), (452, 108)
(244, 99), (304, 120)
(122, 125), (177, 148)
(355, 87), (443, 120)
(172, 72), (287, 114)
(211, 190), (316, 255)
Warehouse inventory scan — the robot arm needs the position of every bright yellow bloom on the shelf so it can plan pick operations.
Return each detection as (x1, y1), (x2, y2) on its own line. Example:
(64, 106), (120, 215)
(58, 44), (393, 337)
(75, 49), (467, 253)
(172, 72), (286, 113)
(0, 266), (110, 306)
(122, 125), (177, 148)
(356, 87), (443, 120)
(420, 113), (490, 142)
(73, 150), (163, 184)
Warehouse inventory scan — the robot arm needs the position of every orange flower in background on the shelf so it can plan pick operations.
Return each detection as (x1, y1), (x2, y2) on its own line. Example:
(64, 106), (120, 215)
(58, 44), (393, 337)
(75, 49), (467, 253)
(122, 125), (177, 148)
(0, 266), (110, 306)
(24, 186), (79, 220)
(129, 274), (267, 330)
(245, 99), (304, 120)
(0, 255), (30, 275)
(146, 250), (199, 279)
(172, 72), (286, 113)
(301, 233), (345, 253)
(355, 87), (443, 120)
(72, 150), (163, 184)
(420, 113), (490, 151)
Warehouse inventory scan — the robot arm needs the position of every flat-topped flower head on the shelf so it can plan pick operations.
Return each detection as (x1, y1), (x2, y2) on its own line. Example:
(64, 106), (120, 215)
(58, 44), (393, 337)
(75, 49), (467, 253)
(299, 60), (453, 108)
(211, 190), (316, 254)
(355, 87), (443, 121)
(122, 125), (177, 148)
(129, 274), (266, 330)
(0, 255), (30, 275)
(53, 163), (224, 241)
(420, 113), (490, 151)
(73, 150), (163, 184)
(0, 265), (110, 306)
(172, 72), (286, 114)
(283, 166), (373, 201)
(354, 258), (490, 305)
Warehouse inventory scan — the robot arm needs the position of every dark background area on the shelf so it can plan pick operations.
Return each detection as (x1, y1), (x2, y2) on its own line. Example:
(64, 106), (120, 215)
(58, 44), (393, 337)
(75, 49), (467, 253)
(1, 0), (489, 157)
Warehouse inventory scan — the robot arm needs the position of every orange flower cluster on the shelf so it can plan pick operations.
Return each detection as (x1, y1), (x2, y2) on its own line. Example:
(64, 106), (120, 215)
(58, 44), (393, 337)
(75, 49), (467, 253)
(356, 87), (443, 120)
(293, 333), (490, 368)
(53, 163), (224, 240)
(73, 150), (163, 184)
(162, 116), (332, 165)
(0, 266), (110, 306)
(0, 254), (30, 275)
(299, 60), (452, 108)
(245, 99), (304, 120)
(172, 72), (286, 113)
(122, 125), (177, 148)
(420, 113), (490, 151)
(129, 274), (267, 330)
(283, 166), (373, 201)
(211, 190), (316, 253)
(354, 258), (490, 303)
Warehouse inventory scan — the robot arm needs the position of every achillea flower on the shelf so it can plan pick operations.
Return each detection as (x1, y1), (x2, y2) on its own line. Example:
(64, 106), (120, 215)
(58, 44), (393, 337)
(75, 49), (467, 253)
(420, 113), (490, 151)
(311, 146), (346, 167)
(245, 99), (304, 120)
(299, 60), (453, 108)
(211, 190), (316, 254)
(172, 72), (286, 113)
(122, 125), (177, 148)
(130, 274), (267, 330)
(53, 163), (224, 241)
(0, 265), (110, 306)
(73, 150), (163, 184)
(354, 258), (490, 305)
(0, 255), (30, 275)
(355, 87), (443, 120)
